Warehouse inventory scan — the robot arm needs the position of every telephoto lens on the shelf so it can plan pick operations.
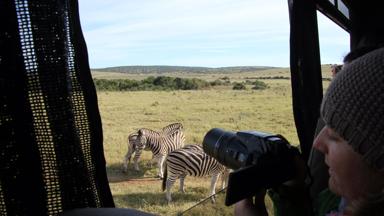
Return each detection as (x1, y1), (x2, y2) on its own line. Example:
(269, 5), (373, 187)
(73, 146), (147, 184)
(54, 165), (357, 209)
(202, 128), (298, 206)
(203, 128), (250, 169)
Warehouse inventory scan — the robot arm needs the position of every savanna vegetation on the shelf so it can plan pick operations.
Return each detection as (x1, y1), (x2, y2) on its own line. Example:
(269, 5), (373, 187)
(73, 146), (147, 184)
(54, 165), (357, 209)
(94, 65), (333, 215)
(93, 76), (268, 91)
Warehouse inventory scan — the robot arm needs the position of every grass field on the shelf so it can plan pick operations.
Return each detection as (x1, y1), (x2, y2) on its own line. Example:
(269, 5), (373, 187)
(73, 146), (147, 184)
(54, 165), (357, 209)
(95, 66), (332, 215)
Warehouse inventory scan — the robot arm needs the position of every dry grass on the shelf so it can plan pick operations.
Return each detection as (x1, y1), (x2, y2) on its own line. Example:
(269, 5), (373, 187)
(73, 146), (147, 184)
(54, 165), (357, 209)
(97, 66), (332, 215)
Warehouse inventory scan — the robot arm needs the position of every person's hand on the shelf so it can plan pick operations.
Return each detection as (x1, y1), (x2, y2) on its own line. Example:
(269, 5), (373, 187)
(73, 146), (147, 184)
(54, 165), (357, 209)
(234, 189), (268, 216)
(273, 153), (313, 216)
(234, 153), (310, 216)
(282, 153), (308, 188)
(273, 153), (310, 203)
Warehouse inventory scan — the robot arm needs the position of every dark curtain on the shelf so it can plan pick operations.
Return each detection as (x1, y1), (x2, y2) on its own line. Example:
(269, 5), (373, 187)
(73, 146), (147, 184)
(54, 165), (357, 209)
(288, 0), (323, 161)
(0, 0), (114, 215)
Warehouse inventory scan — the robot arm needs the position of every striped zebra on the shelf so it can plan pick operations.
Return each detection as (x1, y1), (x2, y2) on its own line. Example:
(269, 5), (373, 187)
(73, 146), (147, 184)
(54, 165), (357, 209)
(162, 144), (229, 203)
(136, 126), (185, 178)
(122, 133), (142, 173)
(122, 123), (184, 173)
(145, 123), (185, 167)
(161, 122), (183, 134)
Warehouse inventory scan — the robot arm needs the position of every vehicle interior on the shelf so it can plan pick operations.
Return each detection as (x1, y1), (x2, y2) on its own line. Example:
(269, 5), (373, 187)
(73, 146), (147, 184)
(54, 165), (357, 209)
(0, 0), (383, 215)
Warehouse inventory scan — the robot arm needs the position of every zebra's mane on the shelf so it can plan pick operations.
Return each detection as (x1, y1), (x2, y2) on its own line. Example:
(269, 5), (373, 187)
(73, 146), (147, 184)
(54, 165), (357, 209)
(161, 123), (183, 135)
(138, 128), (161, 135)
(138, 128), (183, 139)
(164, 128), (183, 137)
(128, 133), (138, 139)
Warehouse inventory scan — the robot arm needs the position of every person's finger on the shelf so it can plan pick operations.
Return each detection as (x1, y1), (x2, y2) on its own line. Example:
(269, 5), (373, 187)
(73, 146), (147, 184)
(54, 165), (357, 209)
(234, 198), (257, 216)
(235, 195), (268, 216)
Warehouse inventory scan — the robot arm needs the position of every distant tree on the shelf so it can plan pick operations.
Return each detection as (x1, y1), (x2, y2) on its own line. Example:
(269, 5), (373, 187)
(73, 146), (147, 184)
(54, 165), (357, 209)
(153, 76), (175, 89)
(191, 78), (210, 89)
(174, 77), (186, 89)
(245, 80), (254, 85)
(142, 76), (156, 84)
(251, 80), (268, 90)
(209, 79), (224, 86)
(232, 83), (246, 90)
(221, 76), (230, 82)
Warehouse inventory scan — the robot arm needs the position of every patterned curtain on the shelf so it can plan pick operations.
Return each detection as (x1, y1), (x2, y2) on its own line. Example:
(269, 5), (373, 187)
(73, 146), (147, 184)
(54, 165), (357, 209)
(0, 0), (114, 215)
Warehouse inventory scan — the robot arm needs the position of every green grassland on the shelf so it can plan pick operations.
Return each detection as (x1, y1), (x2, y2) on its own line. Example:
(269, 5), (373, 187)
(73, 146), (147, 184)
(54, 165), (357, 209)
(96, 66), (332, 215)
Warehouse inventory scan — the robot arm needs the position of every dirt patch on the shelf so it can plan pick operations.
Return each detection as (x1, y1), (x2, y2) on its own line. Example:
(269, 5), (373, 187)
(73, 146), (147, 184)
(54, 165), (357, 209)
(108, 176), (161, 184)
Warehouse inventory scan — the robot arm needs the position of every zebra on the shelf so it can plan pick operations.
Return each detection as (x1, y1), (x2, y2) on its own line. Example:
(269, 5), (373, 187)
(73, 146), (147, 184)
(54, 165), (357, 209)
(162, 144), (229, 203)
(145, 122), (185, 167)
(136, 126), (185, 178)
(122, 123), (184, 173)
(122, 132), (144, 173)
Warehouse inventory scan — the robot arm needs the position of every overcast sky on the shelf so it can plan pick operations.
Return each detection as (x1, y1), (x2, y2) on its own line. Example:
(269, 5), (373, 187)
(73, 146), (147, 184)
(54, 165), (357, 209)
(78, 0), (350, 68)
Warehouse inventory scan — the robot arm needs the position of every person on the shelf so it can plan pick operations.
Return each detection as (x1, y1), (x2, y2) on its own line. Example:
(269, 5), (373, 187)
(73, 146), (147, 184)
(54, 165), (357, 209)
(330, 64), (342, 78)
(234, 47), (384, 216)
(307, 45), (384, 205)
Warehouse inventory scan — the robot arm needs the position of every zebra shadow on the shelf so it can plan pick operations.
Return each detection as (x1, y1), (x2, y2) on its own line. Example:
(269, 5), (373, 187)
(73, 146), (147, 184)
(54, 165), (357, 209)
(170, 186), (213, 204)
(107, 162), (159, 183)
(113, 190), (206, 208)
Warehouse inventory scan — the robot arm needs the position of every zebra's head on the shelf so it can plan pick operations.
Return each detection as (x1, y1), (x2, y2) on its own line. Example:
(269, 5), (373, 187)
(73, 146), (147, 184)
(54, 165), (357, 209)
(137, 128), (156, 146)
(128, 133), (139, 151)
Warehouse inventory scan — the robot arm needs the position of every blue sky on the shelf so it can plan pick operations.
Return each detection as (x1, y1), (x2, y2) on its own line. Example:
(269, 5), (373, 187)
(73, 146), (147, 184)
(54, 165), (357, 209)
(78, 0), (350, 69)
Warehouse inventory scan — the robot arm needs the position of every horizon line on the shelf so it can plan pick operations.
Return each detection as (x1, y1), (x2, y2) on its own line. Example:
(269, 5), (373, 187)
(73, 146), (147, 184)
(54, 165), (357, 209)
(91, 65), (283, 70)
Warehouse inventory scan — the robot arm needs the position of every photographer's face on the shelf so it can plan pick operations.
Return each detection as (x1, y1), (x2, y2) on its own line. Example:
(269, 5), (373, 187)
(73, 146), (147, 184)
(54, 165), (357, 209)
(313, 126), (382, 202)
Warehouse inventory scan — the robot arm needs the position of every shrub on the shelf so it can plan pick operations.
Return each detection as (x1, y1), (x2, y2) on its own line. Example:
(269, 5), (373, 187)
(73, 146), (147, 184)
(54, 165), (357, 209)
(220, 76), (230, 82)
(232, 83), (246, 90)
(244, 79), (254, 85)
(252, 80), (268, 90)
(210, 79), (224, 86)
(211, 79), (230, 86)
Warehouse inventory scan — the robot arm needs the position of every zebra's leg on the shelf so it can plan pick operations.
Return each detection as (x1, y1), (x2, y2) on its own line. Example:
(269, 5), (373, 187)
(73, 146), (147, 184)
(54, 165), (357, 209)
(221, 169), (229, 189)
(133, 156), (140, 171)
(132, 150), (142, 171)
(122, 152), (131, 173)
(210, 173), (220, 203)
(179, 175), (187, 193)
(165, 178), (176, 203)
(157, 155), (166, 179)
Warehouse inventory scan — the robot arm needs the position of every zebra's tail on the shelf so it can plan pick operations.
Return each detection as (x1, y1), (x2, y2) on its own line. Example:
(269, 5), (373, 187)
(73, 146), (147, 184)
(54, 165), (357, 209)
(162, 162), (168, 191)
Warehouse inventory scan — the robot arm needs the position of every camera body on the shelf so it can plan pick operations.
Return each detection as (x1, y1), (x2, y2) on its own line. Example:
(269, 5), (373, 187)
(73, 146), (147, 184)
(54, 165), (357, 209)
(203, 128), (299, 206)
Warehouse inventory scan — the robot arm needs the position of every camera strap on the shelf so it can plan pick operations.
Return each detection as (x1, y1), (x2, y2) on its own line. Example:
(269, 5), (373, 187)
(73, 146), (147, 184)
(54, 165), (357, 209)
(176, 187), (227, 215)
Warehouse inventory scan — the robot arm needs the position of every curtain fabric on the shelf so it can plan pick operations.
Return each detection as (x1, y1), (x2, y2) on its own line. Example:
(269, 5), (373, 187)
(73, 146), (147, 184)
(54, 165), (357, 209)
(0, 0), (114, 215)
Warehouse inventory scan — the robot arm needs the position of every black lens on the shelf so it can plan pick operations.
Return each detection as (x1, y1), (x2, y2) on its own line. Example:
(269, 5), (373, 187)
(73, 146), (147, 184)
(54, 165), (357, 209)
(203, 128), (248, 169)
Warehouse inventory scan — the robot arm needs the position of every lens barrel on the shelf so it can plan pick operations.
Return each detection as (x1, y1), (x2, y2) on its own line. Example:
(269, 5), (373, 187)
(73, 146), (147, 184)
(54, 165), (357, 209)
(203, 128), (246, 169)
(203, 128), (233, 156)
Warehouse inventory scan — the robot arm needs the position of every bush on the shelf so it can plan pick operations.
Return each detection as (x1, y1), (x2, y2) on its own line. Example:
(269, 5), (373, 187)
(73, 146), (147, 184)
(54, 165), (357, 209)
(93, 76), (212, 91)
(232, 83), (246, 90)
(244, 79), (254, 85)
(252, 80), (268, 90)
(210, 79), (222, 86)
(221, 76), (230, 82)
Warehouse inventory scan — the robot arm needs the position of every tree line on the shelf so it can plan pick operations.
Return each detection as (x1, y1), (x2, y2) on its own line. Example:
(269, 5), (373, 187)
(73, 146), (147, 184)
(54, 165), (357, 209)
(93, 76), (268, 91)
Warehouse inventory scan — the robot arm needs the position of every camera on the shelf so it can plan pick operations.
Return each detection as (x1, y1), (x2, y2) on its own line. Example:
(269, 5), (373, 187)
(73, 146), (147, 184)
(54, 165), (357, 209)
(203, 128), (299, 206)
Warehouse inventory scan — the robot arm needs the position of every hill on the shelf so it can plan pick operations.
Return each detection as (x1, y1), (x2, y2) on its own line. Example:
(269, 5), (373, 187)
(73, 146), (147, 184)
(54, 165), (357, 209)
(92, 65), (276, 74)
(91, 64), (334, 82)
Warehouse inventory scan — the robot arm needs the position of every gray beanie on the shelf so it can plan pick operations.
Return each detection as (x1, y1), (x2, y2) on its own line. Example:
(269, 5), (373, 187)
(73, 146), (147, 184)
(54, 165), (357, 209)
(321, 47), (384, 171)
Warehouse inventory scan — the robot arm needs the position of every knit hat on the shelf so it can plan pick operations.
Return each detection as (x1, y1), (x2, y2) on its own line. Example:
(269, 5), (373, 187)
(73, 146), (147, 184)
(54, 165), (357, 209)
(321, 47), (384, 171)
